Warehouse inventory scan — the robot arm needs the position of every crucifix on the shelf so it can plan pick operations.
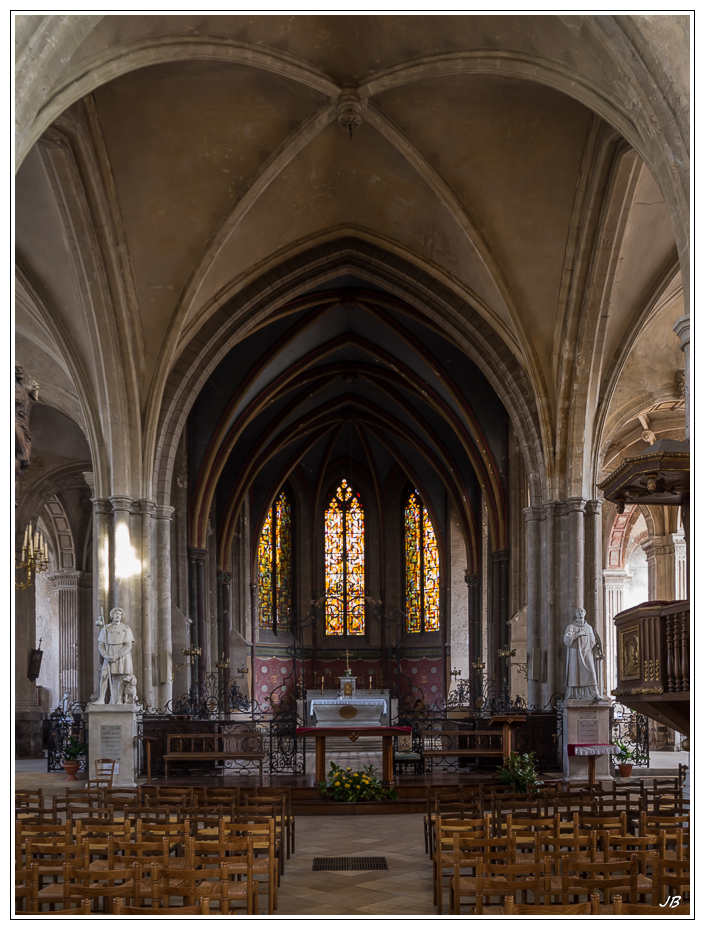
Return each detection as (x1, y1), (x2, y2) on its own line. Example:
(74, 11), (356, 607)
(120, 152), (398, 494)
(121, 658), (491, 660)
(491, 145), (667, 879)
(344, 648), (352, 676)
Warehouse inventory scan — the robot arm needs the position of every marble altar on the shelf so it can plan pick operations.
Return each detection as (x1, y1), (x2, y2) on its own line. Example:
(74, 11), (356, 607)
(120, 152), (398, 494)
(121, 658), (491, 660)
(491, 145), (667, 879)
(310, 697), (387, 726)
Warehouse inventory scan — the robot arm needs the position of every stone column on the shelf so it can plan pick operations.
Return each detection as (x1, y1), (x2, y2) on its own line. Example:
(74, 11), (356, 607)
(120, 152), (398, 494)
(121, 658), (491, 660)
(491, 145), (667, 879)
(217, 571), (232, 690)
(155, 505), (174, 708)
(138, 500), (157, 709)
(585, 501), (603, 696)
(602, 570), (630, 696)
(91, 498), (112, 698)
(542, 502), (558, 705)
(47, 569), (90, 704)
(642, 535), (676, 600)
(110, 496), (142, 700)
(673, 534), (687, 600)
(524, 506), (543, 706)
(489, 550), (510, 686)
(188, 548), (208, 686)
(465, 573), (481, 679)
(673, 315), (690, 440)
(15, 576), (44, 757)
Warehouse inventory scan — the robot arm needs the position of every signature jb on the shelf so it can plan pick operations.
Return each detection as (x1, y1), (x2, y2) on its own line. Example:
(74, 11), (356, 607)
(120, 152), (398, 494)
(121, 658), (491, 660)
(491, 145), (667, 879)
(660, 896), (682, 908)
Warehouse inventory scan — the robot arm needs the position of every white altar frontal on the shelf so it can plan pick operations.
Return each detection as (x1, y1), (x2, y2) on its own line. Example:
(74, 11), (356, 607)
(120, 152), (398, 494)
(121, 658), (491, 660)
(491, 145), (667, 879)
(308, 675), (389, 726)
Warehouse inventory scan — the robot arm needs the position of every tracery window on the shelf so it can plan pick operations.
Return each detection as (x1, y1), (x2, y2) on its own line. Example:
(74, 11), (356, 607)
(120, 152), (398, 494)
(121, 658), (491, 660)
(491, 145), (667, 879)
(404, 489), (440, 633)
(257, 490), (292, 632)
(324, 479), (365, 635)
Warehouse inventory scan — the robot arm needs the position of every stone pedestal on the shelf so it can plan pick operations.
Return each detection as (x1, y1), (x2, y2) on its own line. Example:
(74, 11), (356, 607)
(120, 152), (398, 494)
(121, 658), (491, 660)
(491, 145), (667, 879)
(563, 699), (613, 782)
(86, 703), (139, 786)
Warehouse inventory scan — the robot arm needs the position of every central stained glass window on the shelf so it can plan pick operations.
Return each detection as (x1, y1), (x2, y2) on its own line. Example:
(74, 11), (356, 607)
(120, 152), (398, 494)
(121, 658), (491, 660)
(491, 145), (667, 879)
(324, 479), (365, 635)
(405, 489), (440, 633)
(257, 490), (292, 632)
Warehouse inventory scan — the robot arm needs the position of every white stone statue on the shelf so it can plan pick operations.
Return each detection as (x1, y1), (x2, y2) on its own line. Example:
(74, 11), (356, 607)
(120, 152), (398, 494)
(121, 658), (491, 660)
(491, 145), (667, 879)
(563, 607), (600, 700)
(94, 607), (137, 705)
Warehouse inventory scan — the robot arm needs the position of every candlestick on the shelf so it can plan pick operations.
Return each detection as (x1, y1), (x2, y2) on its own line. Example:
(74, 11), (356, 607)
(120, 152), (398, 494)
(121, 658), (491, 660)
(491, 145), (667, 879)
(369, 675), (372, 694)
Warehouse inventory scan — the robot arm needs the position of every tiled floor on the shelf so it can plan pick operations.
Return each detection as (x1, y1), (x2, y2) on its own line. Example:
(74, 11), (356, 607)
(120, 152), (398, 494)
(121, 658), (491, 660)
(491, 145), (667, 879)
(275, 814), (435, 915)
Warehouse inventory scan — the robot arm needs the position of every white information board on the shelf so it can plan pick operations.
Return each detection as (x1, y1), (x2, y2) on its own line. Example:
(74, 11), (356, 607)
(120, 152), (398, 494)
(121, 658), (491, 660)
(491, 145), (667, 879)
(100, 724), (122, 760)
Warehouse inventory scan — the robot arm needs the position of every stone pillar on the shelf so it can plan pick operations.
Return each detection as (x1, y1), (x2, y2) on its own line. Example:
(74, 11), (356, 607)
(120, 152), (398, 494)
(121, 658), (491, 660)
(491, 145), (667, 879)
(585, 501), (603, 696)
(217, 571), (232, 690)
(15, 579), (44, 757)
(110, 496), (142, 701)
(155, 505), (174, 708)
(137, 500), (157, 709)
(673, 534), (687, 600)
(449, 509), (469, 682)
(490, 550), (510, 686)
(524, 506), (543, 706)
(602, 570), (630, 696)
(642, 535), (677, 600)
(91, 498), (112, 698)
(188, 548), (208, 686)
(673, 315), (690, 440)
(47, 569), (91, 704)
(542, 502), (558, 705)
(465, 573), (481, 678)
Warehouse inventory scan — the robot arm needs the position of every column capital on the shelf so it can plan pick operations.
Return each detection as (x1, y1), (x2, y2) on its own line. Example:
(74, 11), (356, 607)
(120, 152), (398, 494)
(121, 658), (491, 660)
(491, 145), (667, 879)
(156, 505), (175, 521)
(92, 497), (112, 515)
(82, 471), (95, 493)
(217, 571), (233, 584)
(673, 314), (690, 351)
(46, 569), (89, 588)
(523, 505), (545, 523)
(565, 497), (588, 514)
(136, 499), (157, 516)
(464, 573), (481, 587)
(585, 500), (602, 516)
(490, 549), (510, 563)
(602, 569), (631, 585)
(188, 547), (208, 563)
(109, 495), (134, 514)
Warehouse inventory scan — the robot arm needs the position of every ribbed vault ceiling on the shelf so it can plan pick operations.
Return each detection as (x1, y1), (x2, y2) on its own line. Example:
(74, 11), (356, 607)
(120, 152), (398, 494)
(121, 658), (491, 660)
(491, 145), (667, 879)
(188, 282), (509, 567)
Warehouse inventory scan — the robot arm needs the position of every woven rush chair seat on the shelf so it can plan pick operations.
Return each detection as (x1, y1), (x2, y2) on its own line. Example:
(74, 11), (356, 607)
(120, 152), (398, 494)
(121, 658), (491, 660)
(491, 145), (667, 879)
(503, 892), (600, 915)
(450, 855), (553, 915)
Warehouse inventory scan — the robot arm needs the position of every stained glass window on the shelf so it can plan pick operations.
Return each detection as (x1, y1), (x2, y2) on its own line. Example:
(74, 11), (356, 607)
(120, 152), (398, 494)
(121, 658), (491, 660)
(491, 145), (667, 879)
(257, 490), (292, 632)
(405, 490), (440, 633)
(324, 479), (365, 635)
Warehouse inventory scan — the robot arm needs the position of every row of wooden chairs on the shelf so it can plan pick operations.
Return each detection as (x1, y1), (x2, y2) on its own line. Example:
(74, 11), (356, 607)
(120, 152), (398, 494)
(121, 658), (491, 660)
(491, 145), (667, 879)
(15, 855), (258, 915)
(16, 816), (281, 914)
(431, 814), (689, 914)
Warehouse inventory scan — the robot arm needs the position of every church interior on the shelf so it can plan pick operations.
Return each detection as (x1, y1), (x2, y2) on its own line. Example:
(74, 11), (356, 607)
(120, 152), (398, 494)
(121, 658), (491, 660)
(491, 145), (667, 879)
(14, 14), (690, 916)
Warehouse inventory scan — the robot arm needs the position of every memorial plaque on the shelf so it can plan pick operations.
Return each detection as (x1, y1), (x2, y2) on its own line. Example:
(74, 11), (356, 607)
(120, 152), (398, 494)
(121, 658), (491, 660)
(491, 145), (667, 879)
(577, 711), (599, 744)
(100, 724), (122, 760)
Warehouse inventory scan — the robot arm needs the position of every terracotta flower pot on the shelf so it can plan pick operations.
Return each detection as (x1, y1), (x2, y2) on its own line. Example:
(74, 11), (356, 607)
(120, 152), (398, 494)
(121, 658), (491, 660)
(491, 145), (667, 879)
(62, 761), (81, 781)
(618, 762), (633, 778)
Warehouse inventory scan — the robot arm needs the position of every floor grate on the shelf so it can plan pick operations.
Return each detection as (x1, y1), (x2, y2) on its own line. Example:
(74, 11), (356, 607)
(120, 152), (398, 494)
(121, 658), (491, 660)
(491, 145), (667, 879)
(312, 857), (389, 872)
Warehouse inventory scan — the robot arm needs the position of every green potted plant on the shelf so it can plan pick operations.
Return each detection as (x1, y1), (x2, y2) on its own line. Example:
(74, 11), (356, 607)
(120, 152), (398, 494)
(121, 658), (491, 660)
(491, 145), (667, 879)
(613, 740), (636, 778)
(61, 735), (87, 781)
(318, 762), (398, 803)
(495, 751), (544, 794)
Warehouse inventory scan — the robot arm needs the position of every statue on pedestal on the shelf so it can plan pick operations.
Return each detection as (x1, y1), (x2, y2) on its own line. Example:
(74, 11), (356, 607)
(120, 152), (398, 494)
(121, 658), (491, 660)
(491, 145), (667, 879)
(564, 607), (600, 700)
(94, 608), (137, 705)
(15, 366), (39, 488)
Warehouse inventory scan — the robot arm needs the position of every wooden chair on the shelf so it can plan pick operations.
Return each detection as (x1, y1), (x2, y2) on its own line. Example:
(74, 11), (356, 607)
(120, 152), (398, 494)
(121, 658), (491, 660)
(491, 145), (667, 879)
(226, 813), (283, 881)
(15, 789), (44, 808)
(162, 845), (258, 915)
(219, 821), (278, 913)
(93, 758), (116, 789)
(451, 856), (553, 914)
(503, 892), (600, 915)
(424, 788), (477, 857)
(435, 828), (508, 914)
(652, 856), (690, 906)
(612, 893), (690, 915)
(15, 865), (38, 913)
(15, 821), (73, 866)
(579, 812), (627, 838)
(88, 835), (171, 876)
(64, 863), (136, 914)
(254, 786), (295, 857)
(557, 854), (643, 905)
(25, 840), (90, 910)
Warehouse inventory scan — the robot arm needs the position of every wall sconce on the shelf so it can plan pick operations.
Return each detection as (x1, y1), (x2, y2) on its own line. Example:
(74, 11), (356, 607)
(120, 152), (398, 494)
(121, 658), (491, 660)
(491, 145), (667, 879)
(215, 653), (231, 671)
(498, 645), (517, 660)
(16, 523), (48, 589)
(182, 645), (202, 667)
